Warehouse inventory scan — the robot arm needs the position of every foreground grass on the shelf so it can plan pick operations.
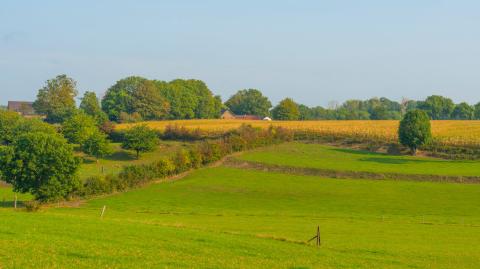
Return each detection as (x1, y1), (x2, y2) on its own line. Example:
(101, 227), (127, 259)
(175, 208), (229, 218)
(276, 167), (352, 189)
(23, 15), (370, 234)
(238, 142), (480, 177)
(1, 165), (480, 268)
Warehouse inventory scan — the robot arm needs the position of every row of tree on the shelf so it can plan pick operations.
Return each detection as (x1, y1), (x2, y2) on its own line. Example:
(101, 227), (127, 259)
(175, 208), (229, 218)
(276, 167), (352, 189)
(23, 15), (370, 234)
(27, 74), (480, 122)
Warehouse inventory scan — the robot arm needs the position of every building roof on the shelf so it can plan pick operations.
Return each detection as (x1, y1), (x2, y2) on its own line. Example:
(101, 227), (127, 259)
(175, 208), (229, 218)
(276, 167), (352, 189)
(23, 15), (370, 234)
(7, 101), (35, 115)
(234, 114), (262, 120)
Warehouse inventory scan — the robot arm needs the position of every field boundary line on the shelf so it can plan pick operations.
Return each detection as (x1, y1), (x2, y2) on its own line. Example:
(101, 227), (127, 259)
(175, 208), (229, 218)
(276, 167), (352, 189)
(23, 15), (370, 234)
(224, 157), (480, 184)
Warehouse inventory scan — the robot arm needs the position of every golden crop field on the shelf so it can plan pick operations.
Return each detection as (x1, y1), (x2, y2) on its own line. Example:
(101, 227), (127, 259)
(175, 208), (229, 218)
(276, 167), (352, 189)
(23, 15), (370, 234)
(117, 119), (480, 147)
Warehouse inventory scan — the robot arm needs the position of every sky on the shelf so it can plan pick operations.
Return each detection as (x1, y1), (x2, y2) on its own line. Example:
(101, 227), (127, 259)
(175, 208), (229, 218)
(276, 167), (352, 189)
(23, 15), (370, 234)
(1, 0), (480, 107)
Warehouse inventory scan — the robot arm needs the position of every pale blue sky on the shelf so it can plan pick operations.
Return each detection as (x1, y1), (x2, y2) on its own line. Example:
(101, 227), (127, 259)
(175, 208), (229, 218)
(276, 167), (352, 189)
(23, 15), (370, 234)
(1, 0), (480, 106)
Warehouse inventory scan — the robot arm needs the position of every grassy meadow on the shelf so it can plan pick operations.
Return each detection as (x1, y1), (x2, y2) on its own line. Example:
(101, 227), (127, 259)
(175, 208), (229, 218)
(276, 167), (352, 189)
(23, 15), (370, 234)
(237, 142), (480, 177)
(2, 142), (480, 268)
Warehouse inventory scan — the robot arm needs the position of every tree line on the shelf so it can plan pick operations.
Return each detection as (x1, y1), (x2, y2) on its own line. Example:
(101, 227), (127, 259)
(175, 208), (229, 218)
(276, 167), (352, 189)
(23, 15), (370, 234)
(23, 74), (480, 122)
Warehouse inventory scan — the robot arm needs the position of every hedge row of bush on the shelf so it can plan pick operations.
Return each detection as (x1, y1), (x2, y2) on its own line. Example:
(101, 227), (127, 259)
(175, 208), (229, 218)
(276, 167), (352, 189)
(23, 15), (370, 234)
(77, 125), (294, 197)
(108, 124), (223, 143)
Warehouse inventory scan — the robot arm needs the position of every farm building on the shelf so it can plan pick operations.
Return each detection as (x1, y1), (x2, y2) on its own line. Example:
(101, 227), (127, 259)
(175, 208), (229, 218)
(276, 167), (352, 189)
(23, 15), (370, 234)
(221, 110), (262, 120)
(220, 110), (236, 119)
(7, 101), (36, 116)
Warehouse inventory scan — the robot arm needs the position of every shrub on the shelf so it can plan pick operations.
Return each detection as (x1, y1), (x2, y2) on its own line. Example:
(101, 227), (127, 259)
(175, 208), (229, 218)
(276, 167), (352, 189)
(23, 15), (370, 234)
(199, 141), (224, 164)
(81, 176), (110, 196)
(398, 110), (432, 155)
(172, 150), (192, 173)
(163, 124), (204, 141)
(151, 159), (176, 178)
(24, 200), (41, 212)
(188, 147), (203, 169)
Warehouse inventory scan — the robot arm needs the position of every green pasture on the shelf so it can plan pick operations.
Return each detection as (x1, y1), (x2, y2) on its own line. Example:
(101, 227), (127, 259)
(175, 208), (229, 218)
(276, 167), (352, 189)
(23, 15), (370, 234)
(2, 163), (480, 268)
(238, 142), (480, 176)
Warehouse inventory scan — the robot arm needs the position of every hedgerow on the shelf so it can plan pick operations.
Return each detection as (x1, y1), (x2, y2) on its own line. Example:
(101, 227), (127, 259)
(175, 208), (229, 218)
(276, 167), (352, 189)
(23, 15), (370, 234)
(76, 125), (293, 198)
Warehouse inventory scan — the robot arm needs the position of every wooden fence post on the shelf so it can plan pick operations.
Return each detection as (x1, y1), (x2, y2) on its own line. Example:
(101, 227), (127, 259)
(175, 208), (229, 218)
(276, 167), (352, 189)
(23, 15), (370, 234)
(317, 226), (321, 247)
(100, 205), (106, 218)
(14, 194), (17, 209)
(307, 226), (321, 247)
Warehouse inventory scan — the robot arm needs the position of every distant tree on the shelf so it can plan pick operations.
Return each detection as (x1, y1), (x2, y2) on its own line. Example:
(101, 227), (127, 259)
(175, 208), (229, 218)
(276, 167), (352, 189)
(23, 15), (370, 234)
(131, 80), (170, 120)
(398, 110), (431, 155)
(452, 102), (474, 120)
(62, 112), (98, 145)
(370, 106), (389, 120)
(298, 104), (313, 120)
(417, 95), (455, 119)
(0, 132), (81, 201)
(81, 131), (111, 159)
(272, 98), (300, 120)
(121, 125), (159, 159)
(335, 107), (370, 120)
(475, 102), (480, 119)
(225, 89), (272, 117)
(33, 74), (78, 123)
(101, 76), (148, 121)
(80, 91), (108, 125)
(155, 80), (197, 119)
(164, 79), (221, 119)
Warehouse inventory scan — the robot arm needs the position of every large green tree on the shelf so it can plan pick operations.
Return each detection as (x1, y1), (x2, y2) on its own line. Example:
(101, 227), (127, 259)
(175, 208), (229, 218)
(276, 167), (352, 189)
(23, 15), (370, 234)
(0, 132), (81, 201)
(80, 91), (108, 125)
(121, 125), (159, 159)
(155, 79), (222, 119)
(452, 102), (474, 120)
(398, 110), (431, 155)
(62, 112), (99, 145)
(417, 95), (455, 120)
(81, 131), (111, 159)
(131, 80), (170, 120)
(272, 98), (300, 120)
(33, 74), (78, 123)
(101, 76), (148, 121)
(225, 89), (272, 117)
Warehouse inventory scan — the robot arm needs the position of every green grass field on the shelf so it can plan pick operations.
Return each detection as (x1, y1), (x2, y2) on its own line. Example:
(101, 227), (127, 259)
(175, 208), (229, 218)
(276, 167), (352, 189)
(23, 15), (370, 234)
(238, 142), (480, 177)
(1, 143), (480, 268)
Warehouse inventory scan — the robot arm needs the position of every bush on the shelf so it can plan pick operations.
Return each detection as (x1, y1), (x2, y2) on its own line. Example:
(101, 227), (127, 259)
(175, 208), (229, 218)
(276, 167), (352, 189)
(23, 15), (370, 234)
(24, 200), (41, 212)
(80, 176), (110, 196)
(399, 110), (431, 155)
(172, 150), (192, 173)
(163, 124), (204, 141)
(188, 147), (203, 169)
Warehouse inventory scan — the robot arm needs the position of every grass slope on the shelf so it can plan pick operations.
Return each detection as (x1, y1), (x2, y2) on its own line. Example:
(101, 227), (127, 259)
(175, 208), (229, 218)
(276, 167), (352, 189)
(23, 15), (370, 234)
(238, 142), (480, 176)
(2, 166), (480, 268)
